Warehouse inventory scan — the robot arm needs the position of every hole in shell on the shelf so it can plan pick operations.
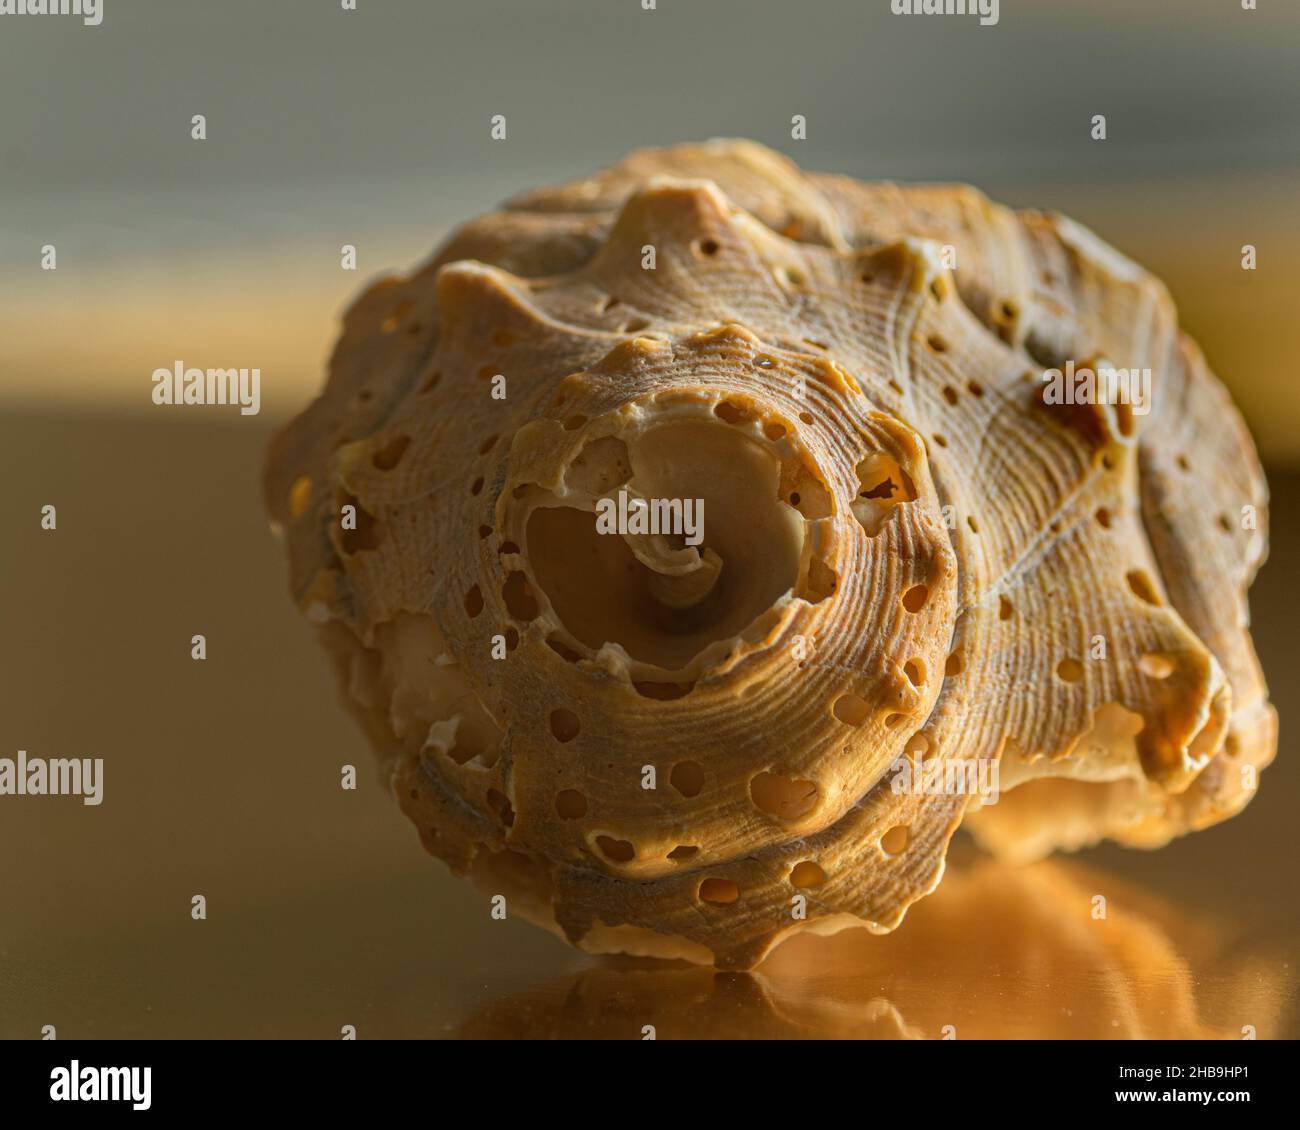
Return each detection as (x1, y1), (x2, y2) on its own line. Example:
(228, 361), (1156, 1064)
(698, 878), (740, 905)
(998, 595), (1013, 621)
(1056, 657), (1085, 683)
(502, 571), (540, 621)
(945, 651), (965, 677)
(563, 435), (632, 495)
(904, 731), (931, 761)
(555, 790), (587, 820)
(902, 584), (929, 613)
(694, 239), (719, 257)
(446, 726), (498, 767)
(800, 557), (838, 604)
(1126, 569), (1162, 606)
(880, 825), (910, 856)
(670, 760), (705, 798)
(780, 460), (833, 520)
(714, 400), (752, 426)
(904, 658), (926, 687)
(463, 585), (484, 618)
(1096, 507), (1112, 529)
(853, 453), (916, 536)
(549, 708), (580, 743)
(750, 771), (819, 821)
(667, 845), (699, 862)
(790, 861), (827, 889)
(832, 693), (871, 725)
(596, 835), (635, 863)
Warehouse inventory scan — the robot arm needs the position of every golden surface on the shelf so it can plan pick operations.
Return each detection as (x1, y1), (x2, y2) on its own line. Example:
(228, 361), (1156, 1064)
(0, 412), (1295, 1039)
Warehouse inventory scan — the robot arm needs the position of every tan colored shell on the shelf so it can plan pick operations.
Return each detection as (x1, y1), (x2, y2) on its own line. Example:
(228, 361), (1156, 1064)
(263, 140), (1275, 969)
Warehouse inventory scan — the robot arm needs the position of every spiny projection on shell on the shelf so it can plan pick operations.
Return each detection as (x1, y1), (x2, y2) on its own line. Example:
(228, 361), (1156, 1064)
(264, 140), (1274, 970)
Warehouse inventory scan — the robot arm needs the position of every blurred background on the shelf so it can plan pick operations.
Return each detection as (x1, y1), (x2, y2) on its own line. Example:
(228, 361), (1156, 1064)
(1, 0), (1296, 1038)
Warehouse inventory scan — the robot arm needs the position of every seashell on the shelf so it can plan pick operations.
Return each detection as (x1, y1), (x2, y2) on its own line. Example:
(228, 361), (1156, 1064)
(263, 140), (1275, 970)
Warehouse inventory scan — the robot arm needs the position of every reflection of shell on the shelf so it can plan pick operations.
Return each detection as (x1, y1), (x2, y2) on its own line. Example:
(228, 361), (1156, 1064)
(264, 141), (1274, 969)
(455, 856), (1290, 1040)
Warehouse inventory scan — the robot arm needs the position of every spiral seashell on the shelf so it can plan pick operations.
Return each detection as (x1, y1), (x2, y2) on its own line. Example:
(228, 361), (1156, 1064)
(263, 140), (1274, 969)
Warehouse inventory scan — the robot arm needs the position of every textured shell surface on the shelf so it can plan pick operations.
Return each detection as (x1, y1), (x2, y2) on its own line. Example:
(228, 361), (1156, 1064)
(264, 140), (1275, 970)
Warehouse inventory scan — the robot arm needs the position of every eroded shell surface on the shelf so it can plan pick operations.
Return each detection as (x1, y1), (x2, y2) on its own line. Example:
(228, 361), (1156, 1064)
(264, 140), (1274, 969)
